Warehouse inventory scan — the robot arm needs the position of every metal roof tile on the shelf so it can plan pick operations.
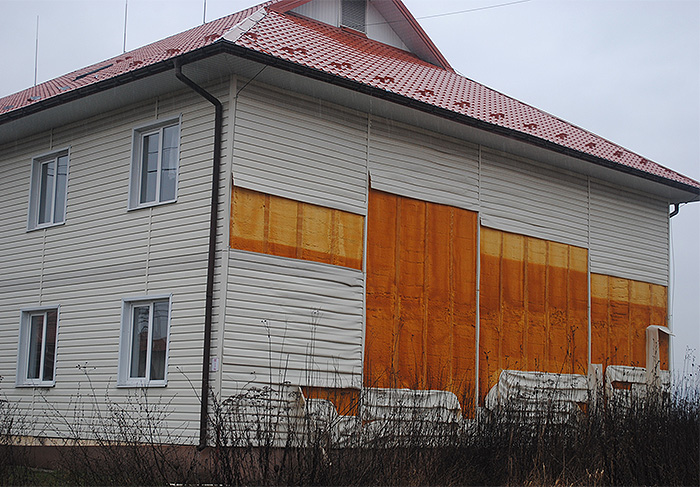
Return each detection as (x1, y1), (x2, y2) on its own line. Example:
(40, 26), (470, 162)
(0, 0), (697, 192)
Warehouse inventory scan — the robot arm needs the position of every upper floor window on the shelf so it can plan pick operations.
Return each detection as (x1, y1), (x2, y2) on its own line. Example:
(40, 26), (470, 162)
(341, 0), (367, 33)
(118, 295), (171, 387)
(129, 118), (180, 209)
(17, 307), (59, 387)
(28, 149), (69, 230)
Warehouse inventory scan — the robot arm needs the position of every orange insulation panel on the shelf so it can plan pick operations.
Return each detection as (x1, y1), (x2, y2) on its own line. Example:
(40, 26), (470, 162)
(230, 186), (364, 270)
(365, 190), (478, 410)
(591, 274), (668, 369)
(479, 228), (588, 402)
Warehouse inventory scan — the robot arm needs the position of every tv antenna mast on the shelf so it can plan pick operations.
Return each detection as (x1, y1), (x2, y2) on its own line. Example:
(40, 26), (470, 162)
(123, 0), (128, 53)
(34, 16), (39, 86)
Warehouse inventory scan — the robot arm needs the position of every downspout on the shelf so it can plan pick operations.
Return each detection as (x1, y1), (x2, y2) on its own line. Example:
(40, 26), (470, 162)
(173, 58), (222, 450)
(669, 203), (680, 218)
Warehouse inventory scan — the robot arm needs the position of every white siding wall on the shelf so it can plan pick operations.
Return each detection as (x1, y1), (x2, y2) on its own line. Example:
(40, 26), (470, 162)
(233, 82), (368, 214)
(480, 148), (590, 248)
(590, 180), (669, 285)
(0, 81), (230, 442)
(292, 0), (340, 26)
(1, 72), (673, 443)
(291, 0), (407, 50)
(369, 118), (480, 209)
(222, 250), (364, 397)
(366, 2), (408, 50)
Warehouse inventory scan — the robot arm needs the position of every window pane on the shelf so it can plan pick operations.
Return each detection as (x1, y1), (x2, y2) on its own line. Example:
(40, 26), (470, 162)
(38, 160), (55, 224)
(150, 301), (169, 381)
(139, 133), (160, 204)
(159, 125), (178, 202)
(42, 310), (58, 382)
(27, 314), (44, 379)
(130, 305), (150, 378)
(53, 155), (68, 223)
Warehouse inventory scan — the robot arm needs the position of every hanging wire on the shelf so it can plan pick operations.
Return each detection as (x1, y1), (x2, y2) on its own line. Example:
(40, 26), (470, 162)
(415, 0), (533, 21)
(366, 0), (534, 27)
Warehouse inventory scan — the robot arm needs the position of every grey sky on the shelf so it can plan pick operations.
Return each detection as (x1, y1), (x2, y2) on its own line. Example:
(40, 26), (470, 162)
(1, 0), (698, 371)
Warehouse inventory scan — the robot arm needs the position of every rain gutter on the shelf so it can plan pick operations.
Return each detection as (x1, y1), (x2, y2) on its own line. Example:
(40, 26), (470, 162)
(669, 203), (680, 218)
(2, 41), (698, 201)
(218, 44), (700, 200)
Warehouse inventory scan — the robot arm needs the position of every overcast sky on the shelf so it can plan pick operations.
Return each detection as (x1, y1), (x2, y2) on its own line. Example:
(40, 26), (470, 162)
(1, 0), (698, 373)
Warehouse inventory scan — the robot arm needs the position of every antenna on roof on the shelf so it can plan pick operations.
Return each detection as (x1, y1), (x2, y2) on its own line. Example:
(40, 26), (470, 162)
(203, 0), (207, 24)
(123, 0), (128, 53)
(33, 16), (39, 86)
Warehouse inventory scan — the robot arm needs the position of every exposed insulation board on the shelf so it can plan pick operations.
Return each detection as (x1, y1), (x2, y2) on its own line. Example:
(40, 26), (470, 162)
(231, 186), (364, 270)
(365, 189), (478, 410)
(479, 227), (588, 402)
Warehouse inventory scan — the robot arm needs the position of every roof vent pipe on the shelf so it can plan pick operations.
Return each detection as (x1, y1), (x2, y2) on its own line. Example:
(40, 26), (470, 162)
(173, 58), (222, 450)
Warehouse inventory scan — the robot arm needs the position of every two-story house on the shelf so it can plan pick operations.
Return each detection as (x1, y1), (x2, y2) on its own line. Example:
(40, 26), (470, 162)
(1, 0), (698, 448)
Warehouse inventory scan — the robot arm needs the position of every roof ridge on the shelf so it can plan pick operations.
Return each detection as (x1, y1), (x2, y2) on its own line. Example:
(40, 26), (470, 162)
(222, 7), (270, 44)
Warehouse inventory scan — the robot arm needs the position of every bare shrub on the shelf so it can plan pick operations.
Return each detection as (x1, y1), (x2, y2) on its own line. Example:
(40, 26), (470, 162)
(1, 361), (698, 485)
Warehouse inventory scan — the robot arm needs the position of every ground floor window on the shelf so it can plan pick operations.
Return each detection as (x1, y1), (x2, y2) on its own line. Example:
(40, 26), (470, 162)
(17, 307), (59, 386)
(118, 296), (171, 387)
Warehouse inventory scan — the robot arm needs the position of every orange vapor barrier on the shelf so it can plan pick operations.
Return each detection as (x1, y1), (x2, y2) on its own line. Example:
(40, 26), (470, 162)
(230, 186), (364, 270)
(479, 228), (588, 402)
(365, 190), (478, 411)
(591, 274), (668, 369)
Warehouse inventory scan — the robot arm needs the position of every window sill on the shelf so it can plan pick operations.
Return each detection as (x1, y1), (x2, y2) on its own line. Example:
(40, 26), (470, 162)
(26, 221), (66, 233)
(15, 382), (56, 388)
(116, 381), (168, 388)
(127, 198), (178, 212)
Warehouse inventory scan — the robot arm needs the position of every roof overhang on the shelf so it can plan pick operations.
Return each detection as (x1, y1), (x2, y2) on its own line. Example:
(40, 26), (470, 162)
(1, 41), (698, 205)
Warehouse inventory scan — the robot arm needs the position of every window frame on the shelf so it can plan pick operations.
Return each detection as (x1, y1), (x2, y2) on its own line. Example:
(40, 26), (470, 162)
(27, 148), (70, 231)
(16, 306), (60, 387)
(117, 295), (172, 387)
(128, 117), (181, 210)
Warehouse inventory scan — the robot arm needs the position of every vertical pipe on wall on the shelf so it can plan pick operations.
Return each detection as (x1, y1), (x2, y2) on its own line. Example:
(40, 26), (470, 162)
(474, 145), (482, 411)
(667, 201), (674, 374)
(587, 177), (592, 369)
(174, 59), (222, 450)
(361, 113), (371, 391)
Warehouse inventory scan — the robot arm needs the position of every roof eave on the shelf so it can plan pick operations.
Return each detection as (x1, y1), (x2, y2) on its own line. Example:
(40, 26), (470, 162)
(2, 41), (698, 203)
(0, 42), (233, 128)
(214, 44), (698, 201)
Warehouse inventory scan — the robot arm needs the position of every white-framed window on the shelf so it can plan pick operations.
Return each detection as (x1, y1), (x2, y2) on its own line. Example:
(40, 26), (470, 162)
(27, 149), (70, 230)
(16, 307), (59, 387)
(128, 117), (181, 209)
(118, 295), (172, 387)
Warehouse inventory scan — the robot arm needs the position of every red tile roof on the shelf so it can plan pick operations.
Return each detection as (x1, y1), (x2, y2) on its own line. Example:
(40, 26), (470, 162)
(1, 0), (698, 191)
